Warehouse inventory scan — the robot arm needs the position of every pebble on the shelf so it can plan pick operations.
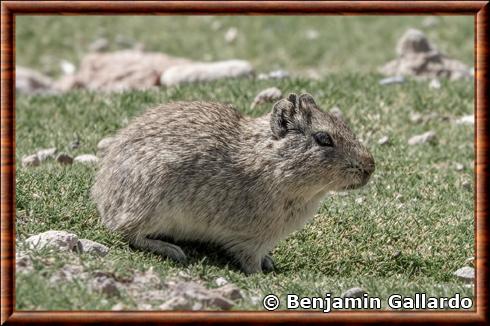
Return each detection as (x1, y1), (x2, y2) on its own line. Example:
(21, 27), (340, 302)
(379, 76), (405, 85)
(305, 29), (320, 40)
(25, 230), (79, 252)
(429, 78), (441, 89)
(455, 163), (464, 171)
(355, 197), (364, 204)
(74, 154), (99, 165)
(97, 136), (115, 156)
(455, 115), (474, 125)
(111, 303), (126, 311)
(341, 287), (367, 298)
(329, 106), (343, 120)
(461, 179), (472, 190)
(378, 136), (390, 145)
(89, 38), (109, 52)
(56, 153), (73, 165)
(78, 239), (109, 257)
(224, 27), (238, 43)
(214, 277), (228, 287)
(453, 266), (475, 283)
(408, 131), (437, 145)
(36, 147), (57, 162)
(251, 87), (282, 108)
(22, 154), (40, 168)
(60, 60), (76, 75)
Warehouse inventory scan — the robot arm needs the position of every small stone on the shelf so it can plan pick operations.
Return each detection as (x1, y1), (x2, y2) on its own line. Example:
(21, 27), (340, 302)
(60, 60), (76, 75)
(78, 239), (109, 257)
(453, 266), (475, 283)
(91, 275), (120, 296)
(251, 87), (282, 109)
(111, 303), (125, 311)
(36, 148), (57, 162)
(137, 303), (153, 310)
(408, 131), (437, 145)
(56, 153), (73, 165)
(379, 76), (405, 85)
(378, 136), (390, 145)
(96, 137), (116, 155)
(329, 106), (343, 120)
(214, 277), (228, 287)
(74, 154), (99, 165)
(410, 112), (423, 123)
(89, 38), (109, 52)
(22, 154), (40, 168)
(25, 230), (79, 252)
(224, 27), (238, 43)
(455, 115), (474, 125)
(455, 163), (464, 171)
(342, 287), (367, 298)
(355, 197), (364, 204)
(214, 283), (243, 301)
(305, 29), (319, 40)
(429, 78), (441, 89)
(461, 179), (472, 190)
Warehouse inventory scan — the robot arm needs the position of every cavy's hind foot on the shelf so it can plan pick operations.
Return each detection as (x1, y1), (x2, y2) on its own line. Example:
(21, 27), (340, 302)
(130, 236), (187, 263)
(261, 255), (275, 273)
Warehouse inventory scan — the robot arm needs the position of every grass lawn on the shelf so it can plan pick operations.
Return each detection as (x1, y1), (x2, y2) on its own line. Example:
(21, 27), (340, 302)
(15, 16), (474, 311)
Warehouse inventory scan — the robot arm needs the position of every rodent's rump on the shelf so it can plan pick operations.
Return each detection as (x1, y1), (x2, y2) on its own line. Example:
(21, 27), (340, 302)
(92, 93), (375, 274)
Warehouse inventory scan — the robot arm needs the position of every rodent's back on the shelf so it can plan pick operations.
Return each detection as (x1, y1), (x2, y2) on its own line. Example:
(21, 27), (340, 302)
(92, 101), (249, 234)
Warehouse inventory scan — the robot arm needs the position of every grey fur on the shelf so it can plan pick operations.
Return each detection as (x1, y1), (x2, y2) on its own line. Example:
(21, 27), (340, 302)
(92, 93), (375, 274)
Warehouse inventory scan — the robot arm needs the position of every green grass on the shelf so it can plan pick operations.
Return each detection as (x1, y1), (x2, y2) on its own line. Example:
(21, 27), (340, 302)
(15, 16), (474, 311)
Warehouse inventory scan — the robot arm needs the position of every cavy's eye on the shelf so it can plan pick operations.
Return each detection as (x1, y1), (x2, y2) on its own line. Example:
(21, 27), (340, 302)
(313, 132), (334, 147)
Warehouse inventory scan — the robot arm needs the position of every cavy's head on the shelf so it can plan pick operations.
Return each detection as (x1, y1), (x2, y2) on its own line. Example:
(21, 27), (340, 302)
(270, 93), (375, 191)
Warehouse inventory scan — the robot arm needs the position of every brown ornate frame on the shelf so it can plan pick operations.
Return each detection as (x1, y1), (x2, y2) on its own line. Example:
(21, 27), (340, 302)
(1, 1), (488, 325)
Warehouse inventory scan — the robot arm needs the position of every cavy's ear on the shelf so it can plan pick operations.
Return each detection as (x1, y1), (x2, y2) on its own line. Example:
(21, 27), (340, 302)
(270, 93), (313, 139)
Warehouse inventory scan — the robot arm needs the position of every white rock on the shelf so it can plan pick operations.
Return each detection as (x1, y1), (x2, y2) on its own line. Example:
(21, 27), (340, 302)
(224, 27), (238, 43)
(36, 148), (57, 162)
(97, 137), (116, 156)
(251, 87), (282, 108)
(408, 131), (437, 145)
(22, 154), (40, 168)
(461, 179), (472, 190)
(453, 266), (475, 283)
(455, 163), (464, 171)
(78, 239), (109, 257)
(378, 136), (390, 145)
(429, 78), (441, 89)
(74, 154), (99, 165)
(56, 153), (73, 165)
(355, 197), (364, 204)
(305, 29), (320, 40)
(379, 76), (405, 85)
(111, 303), (126, 311)
(215, 277), (228, 287)
(60, 60), (76, 75)
(25, 230), (79, 252)
(409, 112), (423, 123)
(329, 106), (343, 120)
(89, 38), (109, 52)
(455, 115), (474, 125)
(161, 60), (253, 86)
(342, 287), (367, 298)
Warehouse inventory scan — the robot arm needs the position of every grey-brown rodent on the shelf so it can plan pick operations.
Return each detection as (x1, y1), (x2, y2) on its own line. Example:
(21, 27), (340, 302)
(92, 93), (375, 274)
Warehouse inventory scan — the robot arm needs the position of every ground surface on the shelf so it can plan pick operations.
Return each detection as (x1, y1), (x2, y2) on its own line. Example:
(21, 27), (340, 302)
(15, 16), (474, 310)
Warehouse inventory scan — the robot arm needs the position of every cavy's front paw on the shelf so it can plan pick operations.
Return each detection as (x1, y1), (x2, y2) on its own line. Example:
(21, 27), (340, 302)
(261, 255), (275, 273)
